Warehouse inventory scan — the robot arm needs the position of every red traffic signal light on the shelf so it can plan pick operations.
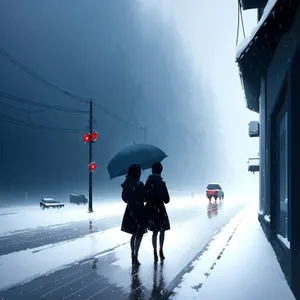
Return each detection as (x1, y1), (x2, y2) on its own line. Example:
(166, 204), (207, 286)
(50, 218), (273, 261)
(91, 131), (98, 142)
(89, 162), (96, 172)
(84, 133), (91, 143)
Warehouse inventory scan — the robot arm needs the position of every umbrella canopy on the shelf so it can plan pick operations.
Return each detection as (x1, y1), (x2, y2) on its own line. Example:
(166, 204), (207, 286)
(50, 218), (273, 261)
(107, 143), (167, 179)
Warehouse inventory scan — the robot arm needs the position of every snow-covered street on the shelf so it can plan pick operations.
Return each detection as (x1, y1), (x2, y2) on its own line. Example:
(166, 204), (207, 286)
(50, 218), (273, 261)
(0, 195), (248, 299)
(171, 203), (295, 300)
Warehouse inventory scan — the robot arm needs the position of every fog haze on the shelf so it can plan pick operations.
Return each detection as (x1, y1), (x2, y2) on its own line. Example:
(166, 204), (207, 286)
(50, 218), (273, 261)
(0, 1), (258, 203)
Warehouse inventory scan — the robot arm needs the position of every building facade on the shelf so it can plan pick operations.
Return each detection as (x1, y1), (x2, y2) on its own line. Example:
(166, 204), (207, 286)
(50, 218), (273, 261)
(237, 0), (300, 298)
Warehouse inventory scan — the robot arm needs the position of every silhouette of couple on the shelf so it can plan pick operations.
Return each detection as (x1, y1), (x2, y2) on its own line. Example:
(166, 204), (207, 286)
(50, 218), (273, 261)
(120, 162), (170, 266)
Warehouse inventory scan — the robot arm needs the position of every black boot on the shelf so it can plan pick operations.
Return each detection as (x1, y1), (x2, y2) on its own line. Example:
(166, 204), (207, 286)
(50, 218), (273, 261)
(153, 250), (158, 263)
(135, 252), (141, 266)
(132, 252), (141, 266)
(159, 249), (165, 261)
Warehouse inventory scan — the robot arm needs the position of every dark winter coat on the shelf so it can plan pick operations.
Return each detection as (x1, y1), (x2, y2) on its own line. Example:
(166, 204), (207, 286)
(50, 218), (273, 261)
(121, 177), (147, 235)
(145, 174), (170, 232)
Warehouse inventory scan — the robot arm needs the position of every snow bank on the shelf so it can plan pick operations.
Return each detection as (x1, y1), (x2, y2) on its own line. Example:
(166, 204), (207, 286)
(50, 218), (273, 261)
(0, 226), (131, 291)
(172, 204), (295, 300)
(236, 0), (279, 60)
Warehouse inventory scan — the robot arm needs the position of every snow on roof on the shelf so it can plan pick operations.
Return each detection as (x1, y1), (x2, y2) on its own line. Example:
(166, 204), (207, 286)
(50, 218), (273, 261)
(236, 0), (279, 60)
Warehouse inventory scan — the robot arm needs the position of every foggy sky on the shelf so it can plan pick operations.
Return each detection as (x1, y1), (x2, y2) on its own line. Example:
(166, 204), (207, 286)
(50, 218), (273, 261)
(139, 0), (260, 195)
(0, 1), (224, 202)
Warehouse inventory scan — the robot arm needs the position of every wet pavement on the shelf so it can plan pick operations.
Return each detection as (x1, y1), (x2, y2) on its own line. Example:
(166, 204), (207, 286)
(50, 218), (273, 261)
(0, 235), (212, 300)
(0, 215), (122, 256)
(0, 252), (173, 300)
(0, 200), (246, 299)
(0, 204), (212, 256)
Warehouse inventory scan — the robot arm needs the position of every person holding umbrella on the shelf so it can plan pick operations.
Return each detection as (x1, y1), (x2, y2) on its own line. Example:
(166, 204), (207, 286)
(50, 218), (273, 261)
(145, 162), (170, 263)
(121, 164), (147, 266)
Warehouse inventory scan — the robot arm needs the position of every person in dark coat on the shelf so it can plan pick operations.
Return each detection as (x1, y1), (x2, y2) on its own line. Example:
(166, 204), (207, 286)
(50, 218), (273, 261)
(145, 162), (170, 263)
(121, 164), (147, 266)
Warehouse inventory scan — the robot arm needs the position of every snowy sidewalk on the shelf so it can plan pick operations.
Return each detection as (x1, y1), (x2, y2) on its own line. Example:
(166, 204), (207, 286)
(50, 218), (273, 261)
(172, 204), (296, 300)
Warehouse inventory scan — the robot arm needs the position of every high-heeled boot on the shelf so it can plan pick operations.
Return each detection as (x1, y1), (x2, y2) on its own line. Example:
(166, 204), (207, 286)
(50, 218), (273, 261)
(132, 251), (141, 266)
(134, 252), (141, 266)
(159, 249), (165, 261)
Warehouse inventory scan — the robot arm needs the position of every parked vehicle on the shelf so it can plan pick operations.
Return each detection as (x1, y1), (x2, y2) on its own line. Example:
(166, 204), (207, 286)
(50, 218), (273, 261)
(40, 198), (64, 209)
(206, 183), (224, 201)
(69, 193), (88, 205)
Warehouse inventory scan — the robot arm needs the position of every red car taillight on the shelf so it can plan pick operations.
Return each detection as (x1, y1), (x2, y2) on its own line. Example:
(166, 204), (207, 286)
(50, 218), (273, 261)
(207, 190), (217, 195)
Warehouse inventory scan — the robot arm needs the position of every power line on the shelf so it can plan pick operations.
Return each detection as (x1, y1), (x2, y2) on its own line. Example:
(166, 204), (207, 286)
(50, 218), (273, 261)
(0, 101), (47, 113)
(0, 113), (83, 133)
(0, 92), (89, 113)
(0, 47), (89, 104)
(93, 101), (146, 131)
(0, 47), (145, 130)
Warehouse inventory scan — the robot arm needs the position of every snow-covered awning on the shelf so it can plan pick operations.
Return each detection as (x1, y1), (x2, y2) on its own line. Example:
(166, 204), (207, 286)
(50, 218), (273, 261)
(236, 0), (299, 112)
(236, 0), (279, 61)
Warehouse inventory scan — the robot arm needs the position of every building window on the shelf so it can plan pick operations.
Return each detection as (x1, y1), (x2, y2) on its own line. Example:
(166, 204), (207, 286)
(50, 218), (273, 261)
(276, 106), (289, 242)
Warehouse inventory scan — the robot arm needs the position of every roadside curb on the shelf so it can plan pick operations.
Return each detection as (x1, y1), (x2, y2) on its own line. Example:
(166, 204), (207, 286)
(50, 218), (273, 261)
(191, 215), (244, 292)
(169, 211), (246, 299)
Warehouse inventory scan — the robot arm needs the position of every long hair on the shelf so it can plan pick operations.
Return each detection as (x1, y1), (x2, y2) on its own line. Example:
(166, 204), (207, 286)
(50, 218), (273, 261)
(127, 164), (141, 180)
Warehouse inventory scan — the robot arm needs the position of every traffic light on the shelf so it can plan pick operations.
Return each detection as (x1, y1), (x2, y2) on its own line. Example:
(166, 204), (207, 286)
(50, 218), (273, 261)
(83, 131), (98, 143)
(91, 131), (98, 142)
(84, 133), (91, 143)
(89, 162), (96, 172)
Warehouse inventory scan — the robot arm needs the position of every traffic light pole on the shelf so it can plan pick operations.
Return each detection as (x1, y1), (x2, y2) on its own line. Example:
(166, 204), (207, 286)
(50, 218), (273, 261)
(88, 99), (93, 213)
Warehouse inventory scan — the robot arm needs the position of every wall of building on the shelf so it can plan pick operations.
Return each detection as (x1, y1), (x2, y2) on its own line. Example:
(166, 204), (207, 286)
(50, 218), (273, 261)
(258, 7), (300, 298)
(288, 46), (300, 299)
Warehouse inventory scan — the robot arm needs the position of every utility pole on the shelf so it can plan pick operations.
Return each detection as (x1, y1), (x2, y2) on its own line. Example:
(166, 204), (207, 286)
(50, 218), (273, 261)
(83, 100), (97, 213)
(88, 99), (93, 213)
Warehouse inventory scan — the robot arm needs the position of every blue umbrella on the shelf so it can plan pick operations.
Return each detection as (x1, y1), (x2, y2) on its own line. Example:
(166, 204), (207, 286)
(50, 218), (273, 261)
(107, 143), (167, 179)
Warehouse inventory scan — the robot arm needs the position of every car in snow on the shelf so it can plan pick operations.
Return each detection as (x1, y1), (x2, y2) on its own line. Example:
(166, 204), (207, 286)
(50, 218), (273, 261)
(69, 193), (88, 205)
(40, 198), (65, 209)
(206, 183), (224, 201)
